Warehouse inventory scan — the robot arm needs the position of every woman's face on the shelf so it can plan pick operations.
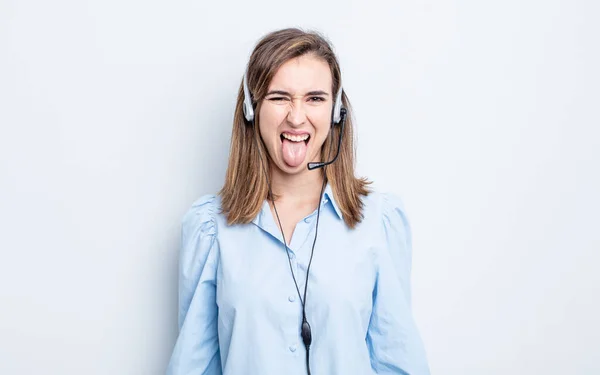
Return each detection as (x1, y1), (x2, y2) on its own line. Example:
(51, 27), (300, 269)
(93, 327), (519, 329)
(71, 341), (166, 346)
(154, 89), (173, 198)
(258, 54), (333, 175)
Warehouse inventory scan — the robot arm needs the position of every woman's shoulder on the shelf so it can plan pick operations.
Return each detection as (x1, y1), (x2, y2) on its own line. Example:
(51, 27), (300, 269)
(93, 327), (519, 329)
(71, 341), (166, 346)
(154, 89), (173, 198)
(357, 187), (411, 242)
(361, 187), (409, 222)
(181, 193), (223, 236)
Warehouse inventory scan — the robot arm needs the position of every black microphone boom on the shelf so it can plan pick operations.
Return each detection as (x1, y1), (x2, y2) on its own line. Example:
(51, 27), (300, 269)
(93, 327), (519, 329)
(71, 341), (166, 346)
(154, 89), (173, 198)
(307, 108), (347, 171)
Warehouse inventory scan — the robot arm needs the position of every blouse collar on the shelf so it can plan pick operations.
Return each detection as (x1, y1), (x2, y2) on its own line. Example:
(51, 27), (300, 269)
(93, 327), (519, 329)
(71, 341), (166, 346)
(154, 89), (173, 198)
(252, 183), (343, 228)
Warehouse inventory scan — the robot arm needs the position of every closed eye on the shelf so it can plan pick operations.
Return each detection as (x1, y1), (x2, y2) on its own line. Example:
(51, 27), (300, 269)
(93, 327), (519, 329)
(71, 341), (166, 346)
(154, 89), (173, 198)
(269, 96), (288, 101)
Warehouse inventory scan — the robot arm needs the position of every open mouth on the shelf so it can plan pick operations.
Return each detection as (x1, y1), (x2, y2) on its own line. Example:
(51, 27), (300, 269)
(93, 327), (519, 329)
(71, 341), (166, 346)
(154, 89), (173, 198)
(280, 133), (310, 145)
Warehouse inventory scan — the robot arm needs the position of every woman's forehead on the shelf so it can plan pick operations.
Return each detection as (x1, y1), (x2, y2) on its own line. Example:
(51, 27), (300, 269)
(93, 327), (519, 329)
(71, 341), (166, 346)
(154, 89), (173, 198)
(268, 55), (333, 94)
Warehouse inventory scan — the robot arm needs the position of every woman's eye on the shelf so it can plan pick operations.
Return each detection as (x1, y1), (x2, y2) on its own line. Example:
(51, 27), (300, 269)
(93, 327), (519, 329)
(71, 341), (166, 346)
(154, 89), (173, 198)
(269, 97), (287, 101)
(309, 97), (325, 102)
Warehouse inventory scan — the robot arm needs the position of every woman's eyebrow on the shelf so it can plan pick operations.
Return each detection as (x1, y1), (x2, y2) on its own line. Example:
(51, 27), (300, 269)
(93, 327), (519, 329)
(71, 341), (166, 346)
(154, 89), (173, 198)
(266, 90), (291, 96)
(306, 90), (329, 96)
(266, 90), (330, 96)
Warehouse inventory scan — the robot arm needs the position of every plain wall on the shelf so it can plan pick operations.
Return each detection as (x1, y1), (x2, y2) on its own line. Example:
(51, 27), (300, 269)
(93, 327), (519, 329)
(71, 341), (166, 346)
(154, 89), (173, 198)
(1, 0), (598, 373)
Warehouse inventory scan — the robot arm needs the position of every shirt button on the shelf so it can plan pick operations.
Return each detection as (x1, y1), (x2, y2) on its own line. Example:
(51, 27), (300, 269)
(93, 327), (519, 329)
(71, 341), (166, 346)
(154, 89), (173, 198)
(288, 295), (296, 302)
(304, 217), (310, 223)
(289, 344), (297, 352)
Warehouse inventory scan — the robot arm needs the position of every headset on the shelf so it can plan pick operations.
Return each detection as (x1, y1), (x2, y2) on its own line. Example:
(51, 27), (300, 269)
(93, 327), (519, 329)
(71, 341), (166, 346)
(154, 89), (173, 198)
(243, 73), (347, 169)
(242, 69), (347, 375)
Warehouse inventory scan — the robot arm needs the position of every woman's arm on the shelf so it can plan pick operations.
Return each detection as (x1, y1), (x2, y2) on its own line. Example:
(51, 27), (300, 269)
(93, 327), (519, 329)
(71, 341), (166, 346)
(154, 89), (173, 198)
(166, 195), (222, 375)
(366, 193), (430, 375)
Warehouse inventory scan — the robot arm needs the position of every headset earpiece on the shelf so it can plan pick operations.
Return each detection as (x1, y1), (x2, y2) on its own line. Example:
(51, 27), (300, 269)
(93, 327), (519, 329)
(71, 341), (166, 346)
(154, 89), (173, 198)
(242, 73), (255, 123)
(332, 85), (343, 125)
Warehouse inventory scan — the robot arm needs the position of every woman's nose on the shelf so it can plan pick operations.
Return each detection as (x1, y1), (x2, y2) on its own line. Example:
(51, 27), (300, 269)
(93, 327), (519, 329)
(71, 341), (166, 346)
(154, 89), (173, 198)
(286, 100), (307, 126)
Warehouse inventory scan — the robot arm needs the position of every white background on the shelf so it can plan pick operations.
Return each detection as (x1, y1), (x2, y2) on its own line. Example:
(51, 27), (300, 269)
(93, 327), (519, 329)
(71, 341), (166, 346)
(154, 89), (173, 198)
(1, 0), (598, 374)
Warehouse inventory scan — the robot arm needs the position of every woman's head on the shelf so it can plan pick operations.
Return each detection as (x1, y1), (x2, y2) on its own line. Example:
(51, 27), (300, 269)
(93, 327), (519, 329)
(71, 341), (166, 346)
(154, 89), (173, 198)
(220, 28), (370, 227)
(244, 29), (344, 175)
(258, 53), (334, 173)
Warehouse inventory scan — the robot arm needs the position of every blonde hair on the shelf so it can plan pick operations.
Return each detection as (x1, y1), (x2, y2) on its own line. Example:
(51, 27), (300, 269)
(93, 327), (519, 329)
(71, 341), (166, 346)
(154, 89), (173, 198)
(219, 28), (371, 228)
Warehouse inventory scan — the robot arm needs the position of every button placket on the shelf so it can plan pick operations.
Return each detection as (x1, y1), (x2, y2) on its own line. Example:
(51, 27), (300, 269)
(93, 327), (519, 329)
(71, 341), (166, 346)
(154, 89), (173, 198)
(287, 251), (301, 287)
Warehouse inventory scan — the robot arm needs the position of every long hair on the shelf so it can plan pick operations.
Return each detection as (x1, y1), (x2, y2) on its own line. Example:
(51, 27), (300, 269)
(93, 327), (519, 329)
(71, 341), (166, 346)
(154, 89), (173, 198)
(219, 28), (371, 229)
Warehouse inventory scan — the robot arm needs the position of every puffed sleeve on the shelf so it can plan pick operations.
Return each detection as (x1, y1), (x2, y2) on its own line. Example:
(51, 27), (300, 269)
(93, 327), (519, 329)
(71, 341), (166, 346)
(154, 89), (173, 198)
(367, 193), (430, 375)
(166, 195), (222, 375)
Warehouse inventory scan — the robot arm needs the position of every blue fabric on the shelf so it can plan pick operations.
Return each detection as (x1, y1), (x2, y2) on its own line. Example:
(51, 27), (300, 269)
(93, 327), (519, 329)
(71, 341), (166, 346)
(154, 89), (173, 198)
(166, 184), (429, 375)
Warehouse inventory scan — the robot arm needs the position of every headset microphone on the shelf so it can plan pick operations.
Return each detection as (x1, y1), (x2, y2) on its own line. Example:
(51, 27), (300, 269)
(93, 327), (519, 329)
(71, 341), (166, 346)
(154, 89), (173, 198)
(307, 107), (347, 170)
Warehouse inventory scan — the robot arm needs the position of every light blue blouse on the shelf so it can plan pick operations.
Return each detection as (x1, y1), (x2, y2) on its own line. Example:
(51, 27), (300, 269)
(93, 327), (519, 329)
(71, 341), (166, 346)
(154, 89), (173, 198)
(166, 184), (430, 375)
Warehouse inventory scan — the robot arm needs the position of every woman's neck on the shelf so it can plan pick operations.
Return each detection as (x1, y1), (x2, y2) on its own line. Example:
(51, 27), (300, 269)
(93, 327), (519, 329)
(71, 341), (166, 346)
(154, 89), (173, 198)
(269, 167), (325, 206)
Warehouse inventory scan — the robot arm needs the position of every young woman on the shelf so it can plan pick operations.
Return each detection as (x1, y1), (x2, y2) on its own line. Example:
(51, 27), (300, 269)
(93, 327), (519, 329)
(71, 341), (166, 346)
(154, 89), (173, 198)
(167, 28), (430, 375)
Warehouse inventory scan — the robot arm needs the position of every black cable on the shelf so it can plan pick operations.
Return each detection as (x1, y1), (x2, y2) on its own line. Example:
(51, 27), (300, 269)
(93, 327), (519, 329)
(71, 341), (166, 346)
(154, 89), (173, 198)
(252, 118), (334, 375)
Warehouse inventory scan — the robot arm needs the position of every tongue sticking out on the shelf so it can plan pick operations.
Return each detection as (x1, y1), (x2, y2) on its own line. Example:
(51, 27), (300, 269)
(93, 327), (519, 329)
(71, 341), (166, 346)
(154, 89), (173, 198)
(281, 138), (308, 167)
